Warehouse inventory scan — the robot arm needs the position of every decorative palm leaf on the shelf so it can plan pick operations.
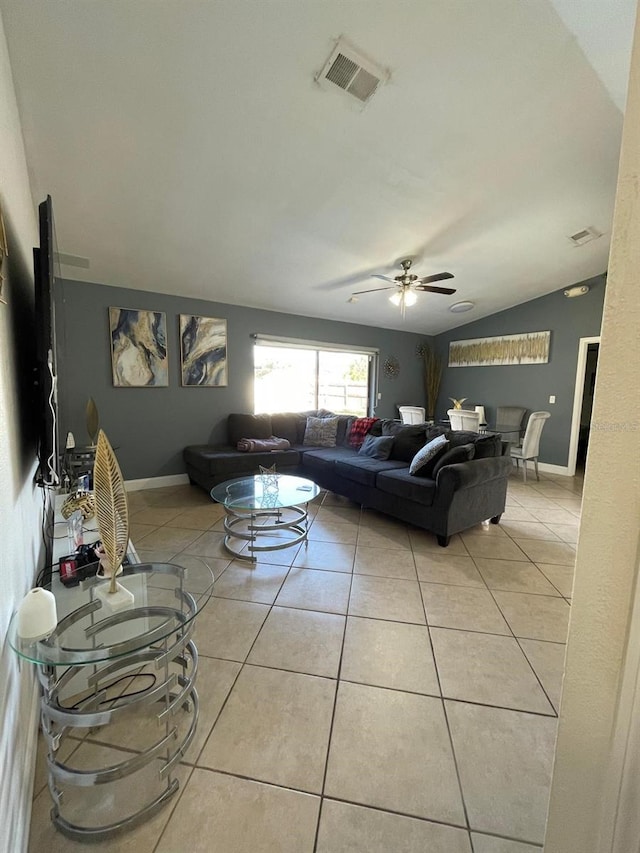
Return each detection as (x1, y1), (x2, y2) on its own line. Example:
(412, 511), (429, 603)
(449, 397), (467, 409)
(93, 430), (129, 594)
(86, 397), (100, 446)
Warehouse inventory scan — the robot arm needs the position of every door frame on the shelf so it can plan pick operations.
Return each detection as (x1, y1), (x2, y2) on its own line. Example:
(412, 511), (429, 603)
(567, 335), (600, 477)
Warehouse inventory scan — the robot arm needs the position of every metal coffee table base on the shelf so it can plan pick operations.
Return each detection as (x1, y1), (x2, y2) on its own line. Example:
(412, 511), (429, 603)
(222, 504), (310, 562)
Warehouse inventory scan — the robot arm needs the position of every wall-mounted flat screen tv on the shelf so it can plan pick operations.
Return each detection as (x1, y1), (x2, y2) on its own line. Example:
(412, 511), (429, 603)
(33, 195), (59, 488)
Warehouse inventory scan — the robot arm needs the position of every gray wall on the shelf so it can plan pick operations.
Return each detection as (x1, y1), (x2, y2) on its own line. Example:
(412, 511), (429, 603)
(55, 279), (429, 479)
(434, 274), (606, 466)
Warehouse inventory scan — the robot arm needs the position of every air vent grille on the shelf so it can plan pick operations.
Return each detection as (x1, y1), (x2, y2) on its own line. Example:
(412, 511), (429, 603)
(325, 53), (359, 90)
(316, 38), (387, 105)
(347, 67), (380, 102)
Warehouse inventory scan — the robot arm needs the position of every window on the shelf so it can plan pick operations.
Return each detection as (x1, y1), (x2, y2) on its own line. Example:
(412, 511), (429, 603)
(253, 338), (376, 416)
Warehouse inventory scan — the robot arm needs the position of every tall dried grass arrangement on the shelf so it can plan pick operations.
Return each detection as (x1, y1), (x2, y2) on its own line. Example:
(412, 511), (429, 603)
(419, 344), (443, 419)
(93, 430), (129, 594)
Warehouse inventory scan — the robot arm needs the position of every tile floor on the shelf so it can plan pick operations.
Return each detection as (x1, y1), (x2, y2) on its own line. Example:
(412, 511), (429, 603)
(29, 469), (582, 852)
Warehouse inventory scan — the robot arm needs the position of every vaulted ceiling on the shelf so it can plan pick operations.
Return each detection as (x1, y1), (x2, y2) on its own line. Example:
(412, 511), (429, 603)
(1, 0), (635, 333)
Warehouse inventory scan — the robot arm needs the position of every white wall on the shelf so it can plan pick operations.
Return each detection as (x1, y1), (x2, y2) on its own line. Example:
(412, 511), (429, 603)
(544, 3), (640, 850)
(0, 8), (45, 853)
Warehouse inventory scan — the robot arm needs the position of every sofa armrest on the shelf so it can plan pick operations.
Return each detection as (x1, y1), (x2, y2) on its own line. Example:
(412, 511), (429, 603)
(435, 456), (513, 507)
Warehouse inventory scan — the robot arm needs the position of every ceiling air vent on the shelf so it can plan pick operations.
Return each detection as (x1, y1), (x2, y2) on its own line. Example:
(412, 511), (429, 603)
(316, 38), (388, 105)
(568, 226), (602, 247)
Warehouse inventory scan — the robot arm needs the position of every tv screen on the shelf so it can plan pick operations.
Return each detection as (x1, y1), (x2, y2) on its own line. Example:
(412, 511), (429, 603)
(34, 195), (59, 487)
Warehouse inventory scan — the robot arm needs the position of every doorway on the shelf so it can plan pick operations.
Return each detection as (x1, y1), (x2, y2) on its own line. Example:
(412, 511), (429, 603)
(567, 335), (601, 476)
(577, 344), (599, 470)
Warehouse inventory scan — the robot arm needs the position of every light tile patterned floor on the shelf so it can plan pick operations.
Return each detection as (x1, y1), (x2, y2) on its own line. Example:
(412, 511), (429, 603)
(29, 469), (582, 852)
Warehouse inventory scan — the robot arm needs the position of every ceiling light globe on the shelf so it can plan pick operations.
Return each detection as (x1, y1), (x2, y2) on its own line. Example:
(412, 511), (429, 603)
(389, 292), (402, 306)
(404, 290), (417, 306)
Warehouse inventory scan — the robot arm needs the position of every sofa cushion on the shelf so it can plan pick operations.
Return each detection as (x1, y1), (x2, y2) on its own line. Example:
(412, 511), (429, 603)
(431, 442), (476, 477)
(303, 415), (339, 447)
(358, 434), (395, 460)
(472, 434), (503, 458)
(446, 430), (502, 458)
(184, 445), (300, 477)
(376, 468), (437, 506)
(301, 446), (358, 476)
(381, 422), (429, 462)
(228, 414), (272, 446)
(271, 413), (304, 445)
(409, 434), (449, 475)
(335, 457), (406, 487)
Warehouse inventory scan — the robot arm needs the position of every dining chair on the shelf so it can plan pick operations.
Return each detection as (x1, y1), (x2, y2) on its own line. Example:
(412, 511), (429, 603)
(447, 409), (481, 432)
(496, 406), (527, 430)
(399, 406), (426, 424)
(510, 411), (551, 482)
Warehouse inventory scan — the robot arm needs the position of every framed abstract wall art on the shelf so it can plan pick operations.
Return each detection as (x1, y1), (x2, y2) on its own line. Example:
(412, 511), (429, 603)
(109, 307), (168, 387)
(448, 331), (551, 367)
(179, 315), (228, 387)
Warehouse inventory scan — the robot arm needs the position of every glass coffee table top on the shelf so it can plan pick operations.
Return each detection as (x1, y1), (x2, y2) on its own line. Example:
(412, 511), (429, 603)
(8, 561), (214, 666)
(211, 474), (321, 511)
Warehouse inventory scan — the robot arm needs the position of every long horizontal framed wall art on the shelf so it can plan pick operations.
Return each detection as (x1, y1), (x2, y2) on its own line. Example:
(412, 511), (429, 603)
(109, 307), (168, 386)
(180, 314), (228, 387)
(448, 330), (551, 367)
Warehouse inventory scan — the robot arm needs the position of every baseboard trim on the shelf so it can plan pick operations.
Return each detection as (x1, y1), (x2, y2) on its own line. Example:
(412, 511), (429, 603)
(125, 474), (190, 492)
(537, 462), (571, 476)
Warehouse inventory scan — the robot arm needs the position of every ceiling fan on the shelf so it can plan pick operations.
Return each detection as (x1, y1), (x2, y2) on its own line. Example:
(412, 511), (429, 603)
(351, 259), (456, 313)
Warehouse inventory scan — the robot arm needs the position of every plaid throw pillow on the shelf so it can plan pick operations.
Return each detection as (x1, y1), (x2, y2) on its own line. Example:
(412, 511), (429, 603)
(347, 417), (379, 449)
(303, 416), (339, 447)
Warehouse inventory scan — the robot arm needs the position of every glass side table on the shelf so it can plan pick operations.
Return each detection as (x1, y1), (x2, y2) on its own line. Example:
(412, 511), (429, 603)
(211, 474), (321, 562)
(8, 561), (213, 841)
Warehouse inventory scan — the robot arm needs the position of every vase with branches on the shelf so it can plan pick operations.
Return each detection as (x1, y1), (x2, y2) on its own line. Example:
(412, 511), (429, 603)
(417, 343), (443, 421)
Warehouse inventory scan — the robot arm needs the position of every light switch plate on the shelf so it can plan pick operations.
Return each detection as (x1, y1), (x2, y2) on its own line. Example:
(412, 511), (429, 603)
(549, 395), (556, 404)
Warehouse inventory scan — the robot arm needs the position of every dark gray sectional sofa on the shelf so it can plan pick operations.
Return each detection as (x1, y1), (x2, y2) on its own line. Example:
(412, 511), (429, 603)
(183, 410), (513, 547)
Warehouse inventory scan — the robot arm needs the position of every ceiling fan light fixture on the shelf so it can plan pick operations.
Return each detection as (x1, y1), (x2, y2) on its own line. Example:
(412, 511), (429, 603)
(404, 290), (417, 306)
(389, 291), (402, 306)
(449, 301), (475, 313)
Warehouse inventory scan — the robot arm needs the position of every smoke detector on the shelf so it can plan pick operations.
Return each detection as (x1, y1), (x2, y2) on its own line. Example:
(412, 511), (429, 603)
(567, 226), (602, 247)
(316, 38), (388, 105)
(449, 301), (475, 313)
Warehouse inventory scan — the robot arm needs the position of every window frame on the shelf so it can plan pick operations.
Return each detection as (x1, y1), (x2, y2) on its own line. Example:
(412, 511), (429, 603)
(252, 334), (379, 417)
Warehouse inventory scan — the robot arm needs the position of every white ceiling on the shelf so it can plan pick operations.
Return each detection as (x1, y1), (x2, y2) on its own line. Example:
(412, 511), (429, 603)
(1, 0), (635, 334)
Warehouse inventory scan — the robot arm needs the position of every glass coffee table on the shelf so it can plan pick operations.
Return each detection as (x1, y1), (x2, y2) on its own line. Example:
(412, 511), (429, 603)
(211, 474), (321, 562)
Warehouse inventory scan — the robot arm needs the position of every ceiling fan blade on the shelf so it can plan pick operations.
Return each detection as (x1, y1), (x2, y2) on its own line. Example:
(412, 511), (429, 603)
(351, 286), (397, 295)
(417, 272), (454, 284)
(413, 284), (457, 295)
(371, 274), (398, 283)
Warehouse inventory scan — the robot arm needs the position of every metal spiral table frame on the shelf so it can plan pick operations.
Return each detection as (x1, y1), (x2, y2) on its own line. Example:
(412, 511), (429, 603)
(211, 474), (322, 564)
(9, 562), (213, 841)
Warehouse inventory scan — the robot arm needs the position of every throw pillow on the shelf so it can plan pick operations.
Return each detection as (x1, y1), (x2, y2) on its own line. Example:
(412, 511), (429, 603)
(381, 422), (428, 462)
(303, 415), (339, 447)
(347, 417), (379, 448)
(472, 434), (503, 459)
(357, 434), (395, 461)
(431, 442), (476, 477)
(409, 434), (449, 476)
